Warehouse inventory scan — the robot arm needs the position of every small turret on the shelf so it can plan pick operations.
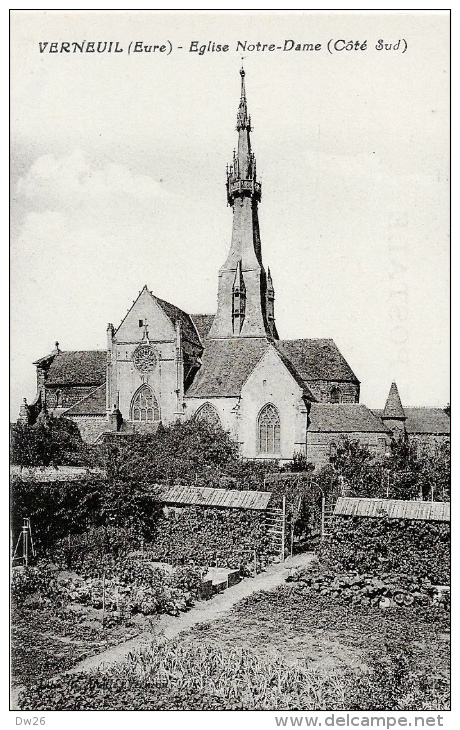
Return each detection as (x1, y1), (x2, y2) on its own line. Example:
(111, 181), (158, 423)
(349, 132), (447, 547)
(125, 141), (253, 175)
(265, 268), (278, 338)
(382, 382), (407, 433)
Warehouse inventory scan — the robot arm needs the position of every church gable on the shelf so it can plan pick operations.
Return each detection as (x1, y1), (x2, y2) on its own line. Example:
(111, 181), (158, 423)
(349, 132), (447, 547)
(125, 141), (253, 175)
(241, 346), (305, 401)
(115, 286), (177, 343)
(239, 347), (311, 460)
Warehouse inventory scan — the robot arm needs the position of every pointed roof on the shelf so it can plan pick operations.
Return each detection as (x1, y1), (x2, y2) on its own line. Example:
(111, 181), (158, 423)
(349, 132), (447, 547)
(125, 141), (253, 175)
(274, 339), (359, 382)
(236, 65), (250, 131)
(232, 260), (245, 291)
(186, 338), (269, 397)
(115, 285), (202, 347)
(383, 382), (406, 419)
(186, 337), (317, 401)
(266, 267), (274, 293)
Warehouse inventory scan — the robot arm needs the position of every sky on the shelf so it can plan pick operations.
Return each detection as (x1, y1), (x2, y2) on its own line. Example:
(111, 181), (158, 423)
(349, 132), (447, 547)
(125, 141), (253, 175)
(10, 10), (450, 420)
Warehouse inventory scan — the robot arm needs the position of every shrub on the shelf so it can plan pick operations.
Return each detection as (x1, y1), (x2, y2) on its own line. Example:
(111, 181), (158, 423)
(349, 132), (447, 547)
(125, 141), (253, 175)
(149, 506), (274, 572)
(320, 515), (450, 584)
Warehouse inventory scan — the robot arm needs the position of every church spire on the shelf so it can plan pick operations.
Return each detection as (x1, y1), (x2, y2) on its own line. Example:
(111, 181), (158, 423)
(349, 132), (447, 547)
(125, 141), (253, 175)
(236, 65), (250, 131)
(208, 67), (277, 340)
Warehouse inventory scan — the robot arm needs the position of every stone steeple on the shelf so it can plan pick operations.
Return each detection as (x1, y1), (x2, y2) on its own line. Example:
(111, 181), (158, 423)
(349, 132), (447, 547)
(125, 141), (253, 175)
(382, 381), (407, 432)
(208, 67), (278, 340)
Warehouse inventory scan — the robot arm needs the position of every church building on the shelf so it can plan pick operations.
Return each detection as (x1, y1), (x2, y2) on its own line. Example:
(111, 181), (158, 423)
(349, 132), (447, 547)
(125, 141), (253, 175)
(20, 69), (449, 465)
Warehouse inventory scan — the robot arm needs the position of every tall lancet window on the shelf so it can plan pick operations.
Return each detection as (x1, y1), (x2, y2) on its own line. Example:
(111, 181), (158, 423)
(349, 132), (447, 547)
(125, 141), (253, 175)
(130, 385), (159, 422)
(258, 404), (281, 455)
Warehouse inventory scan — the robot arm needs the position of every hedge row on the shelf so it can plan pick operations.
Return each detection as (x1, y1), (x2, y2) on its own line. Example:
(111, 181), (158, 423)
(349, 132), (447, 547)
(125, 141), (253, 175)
(320, 516), (450, 584)
(149, 507), (275, 573)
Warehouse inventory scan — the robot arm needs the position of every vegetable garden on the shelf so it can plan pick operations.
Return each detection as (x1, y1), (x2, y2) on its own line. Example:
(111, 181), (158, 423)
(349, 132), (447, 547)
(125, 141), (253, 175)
(11, 423), (450, 710)
(17, 576), (450, 711)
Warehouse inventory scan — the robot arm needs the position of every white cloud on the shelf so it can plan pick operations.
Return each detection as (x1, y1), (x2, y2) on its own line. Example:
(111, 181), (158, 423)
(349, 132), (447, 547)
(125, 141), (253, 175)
(16, 150), (167, 225)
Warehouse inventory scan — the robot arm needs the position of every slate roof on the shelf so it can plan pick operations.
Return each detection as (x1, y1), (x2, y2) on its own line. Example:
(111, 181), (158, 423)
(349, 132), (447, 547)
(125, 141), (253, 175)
(113, 286), (201, 347)
(158, 484), (273, 511)
(186, 338), (269, 397)
(45, 351), (106, 386)
(190, 314), (215, 343)
(404, 408), (450, 435)
(383, 382), (406, 419)
(273, 346), (317, 402)
(186, 336), (351, 400)
(274, 339), (359, 382)
(64, 383), (107, 416)
(334, 497), (450, 522)
(153, 295), (201, 347)
(372, 407), (450, 435)
(33, 349), (59, 366)
(308, 404), (389, 433)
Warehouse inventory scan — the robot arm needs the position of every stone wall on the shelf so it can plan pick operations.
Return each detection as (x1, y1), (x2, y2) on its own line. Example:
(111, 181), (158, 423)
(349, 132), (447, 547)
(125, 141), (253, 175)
(306, 431), (390, 468)
(308, 381), (360, 404)
(67, 415), (109, 443)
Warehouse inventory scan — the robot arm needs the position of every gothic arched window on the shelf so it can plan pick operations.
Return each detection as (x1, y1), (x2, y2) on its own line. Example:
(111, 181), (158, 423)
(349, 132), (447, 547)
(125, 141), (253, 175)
(330, 387), (342, 404)
(330, 442), (337, 460)
(258, 403), (281, 455)
(195, 402), (221, 428)
(130, 385), (160, 422)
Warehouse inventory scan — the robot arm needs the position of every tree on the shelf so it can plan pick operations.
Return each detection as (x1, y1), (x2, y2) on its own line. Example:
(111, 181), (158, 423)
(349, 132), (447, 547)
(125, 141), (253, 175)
(314, 436), (450, 503)
(106, 419), (241, 487)
(10, 417), (89, 468)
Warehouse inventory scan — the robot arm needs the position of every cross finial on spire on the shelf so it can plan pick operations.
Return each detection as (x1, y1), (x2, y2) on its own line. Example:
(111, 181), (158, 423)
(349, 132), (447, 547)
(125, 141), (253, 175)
(236, 64), (250, 131)
(240, 58), (246, 98)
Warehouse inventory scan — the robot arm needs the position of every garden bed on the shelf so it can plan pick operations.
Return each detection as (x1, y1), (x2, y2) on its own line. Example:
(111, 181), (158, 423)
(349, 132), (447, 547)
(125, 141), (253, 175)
(16, 577), (450, 710)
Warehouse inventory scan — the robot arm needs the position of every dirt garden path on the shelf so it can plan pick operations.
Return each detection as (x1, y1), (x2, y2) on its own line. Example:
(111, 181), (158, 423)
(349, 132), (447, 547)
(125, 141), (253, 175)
(11, 553), (314, 709)
(73, 552), (314, 672)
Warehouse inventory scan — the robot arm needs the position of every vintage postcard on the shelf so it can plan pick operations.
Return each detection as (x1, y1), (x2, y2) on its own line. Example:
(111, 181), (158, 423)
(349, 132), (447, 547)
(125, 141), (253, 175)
(10, 9), (450, 722)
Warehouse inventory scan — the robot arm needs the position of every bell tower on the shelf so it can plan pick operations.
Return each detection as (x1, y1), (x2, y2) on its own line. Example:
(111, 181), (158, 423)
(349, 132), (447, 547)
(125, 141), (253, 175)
(208, 67), (278, 340)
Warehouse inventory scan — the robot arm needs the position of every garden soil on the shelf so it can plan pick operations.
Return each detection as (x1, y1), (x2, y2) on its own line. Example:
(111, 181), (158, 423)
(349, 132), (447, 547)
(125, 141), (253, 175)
(11, 553), (315, 709)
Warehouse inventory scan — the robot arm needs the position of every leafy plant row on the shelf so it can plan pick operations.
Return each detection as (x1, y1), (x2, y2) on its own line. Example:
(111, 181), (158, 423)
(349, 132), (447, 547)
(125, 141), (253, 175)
(17, 638), (347, 711)
(287, 566), (450, 609)
(17, 630), (449, 712)
(12, 559), (205, 619)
